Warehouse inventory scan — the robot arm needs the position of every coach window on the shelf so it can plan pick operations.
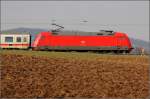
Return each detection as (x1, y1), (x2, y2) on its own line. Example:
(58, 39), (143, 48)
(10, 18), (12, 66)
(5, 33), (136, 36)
(23, 37), (27, 42)
(16, 37), (21, 42)
(5, 37), (13, 42)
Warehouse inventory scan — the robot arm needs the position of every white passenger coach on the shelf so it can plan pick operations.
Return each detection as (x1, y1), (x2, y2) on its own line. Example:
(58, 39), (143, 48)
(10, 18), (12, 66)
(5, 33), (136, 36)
(0, 33), (31, 49)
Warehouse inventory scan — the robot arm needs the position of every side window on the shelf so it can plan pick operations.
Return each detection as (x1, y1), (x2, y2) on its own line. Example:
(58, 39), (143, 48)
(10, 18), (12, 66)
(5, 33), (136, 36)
(16, 37), (21, 42)
(5, 37), (13, 42)
(119, 37), (126, 40)
(23, 37), (27, 42)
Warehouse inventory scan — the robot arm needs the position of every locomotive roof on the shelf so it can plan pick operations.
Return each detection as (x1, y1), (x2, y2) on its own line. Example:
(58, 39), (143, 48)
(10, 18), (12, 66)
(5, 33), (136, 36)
(51, 30), (115, 36)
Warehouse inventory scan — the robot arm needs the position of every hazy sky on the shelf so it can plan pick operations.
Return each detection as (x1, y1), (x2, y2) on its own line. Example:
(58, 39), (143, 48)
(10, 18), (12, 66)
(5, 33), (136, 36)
(1, 1), (149, 41)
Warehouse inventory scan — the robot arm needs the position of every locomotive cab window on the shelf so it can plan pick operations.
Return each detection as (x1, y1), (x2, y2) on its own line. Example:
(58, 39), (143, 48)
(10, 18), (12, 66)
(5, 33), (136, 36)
(16, 37), (21, 42)
(5, 37), (13, 42)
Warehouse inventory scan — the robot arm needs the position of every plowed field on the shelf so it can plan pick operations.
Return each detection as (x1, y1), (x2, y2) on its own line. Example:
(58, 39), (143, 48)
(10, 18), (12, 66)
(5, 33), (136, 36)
(0, 50), (149, 98)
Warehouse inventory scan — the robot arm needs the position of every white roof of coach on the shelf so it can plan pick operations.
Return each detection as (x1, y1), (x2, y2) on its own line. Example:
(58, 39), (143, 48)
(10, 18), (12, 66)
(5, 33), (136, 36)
(0, 32), (30, 35)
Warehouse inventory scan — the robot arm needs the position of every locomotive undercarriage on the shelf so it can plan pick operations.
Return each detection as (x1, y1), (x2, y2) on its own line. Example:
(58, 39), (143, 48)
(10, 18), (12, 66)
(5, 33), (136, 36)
(32, 46), (131, 54)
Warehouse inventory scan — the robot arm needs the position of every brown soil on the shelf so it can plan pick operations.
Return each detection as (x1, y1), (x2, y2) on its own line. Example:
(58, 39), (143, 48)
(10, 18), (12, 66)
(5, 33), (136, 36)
(1, 54), (149, 98)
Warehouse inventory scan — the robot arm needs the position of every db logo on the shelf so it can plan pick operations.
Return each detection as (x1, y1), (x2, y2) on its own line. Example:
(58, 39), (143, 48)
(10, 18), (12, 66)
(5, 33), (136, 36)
(80, 40), (85, 44)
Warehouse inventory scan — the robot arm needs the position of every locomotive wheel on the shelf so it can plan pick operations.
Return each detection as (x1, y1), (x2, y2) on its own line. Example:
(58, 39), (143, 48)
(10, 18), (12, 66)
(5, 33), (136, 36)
(122, 50), (127, 55)
(114, 50), (119, 54)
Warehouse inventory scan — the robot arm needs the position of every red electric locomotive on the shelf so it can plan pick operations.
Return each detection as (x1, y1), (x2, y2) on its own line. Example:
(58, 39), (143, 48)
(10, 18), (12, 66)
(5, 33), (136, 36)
(32, 24), (133, 53)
